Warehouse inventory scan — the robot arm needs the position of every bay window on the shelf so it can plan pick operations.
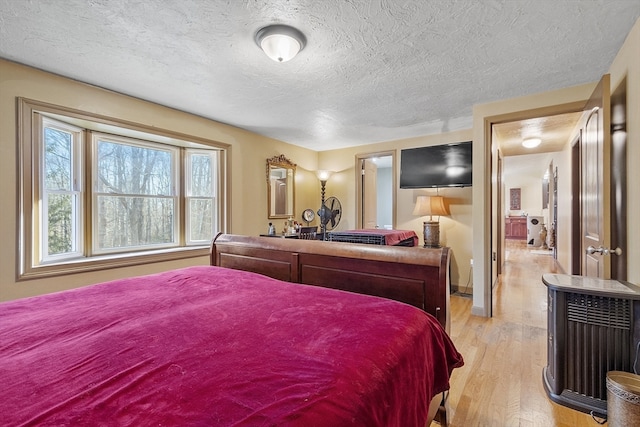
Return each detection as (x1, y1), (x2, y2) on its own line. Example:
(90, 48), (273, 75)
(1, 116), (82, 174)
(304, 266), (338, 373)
(19, 98), (228, 279)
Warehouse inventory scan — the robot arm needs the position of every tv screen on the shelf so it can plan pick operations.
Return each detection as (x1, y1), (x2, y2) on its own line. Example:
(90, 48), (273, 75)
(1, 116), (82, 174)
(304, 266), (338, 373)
(400, 141), (472, 188)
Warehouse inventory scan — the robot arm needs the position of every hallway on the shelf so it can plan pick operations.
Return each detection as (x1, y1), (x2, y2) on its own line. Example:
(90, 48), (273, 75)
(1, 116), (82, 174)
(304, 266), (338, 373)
(443, 241), (598, 426)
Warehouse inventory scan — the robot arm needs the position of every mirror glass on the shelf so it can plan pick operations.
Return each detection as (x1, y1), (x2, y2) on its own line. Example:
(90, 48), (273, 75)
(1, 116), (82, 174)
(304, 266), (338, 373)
(267, 155), (296, 219)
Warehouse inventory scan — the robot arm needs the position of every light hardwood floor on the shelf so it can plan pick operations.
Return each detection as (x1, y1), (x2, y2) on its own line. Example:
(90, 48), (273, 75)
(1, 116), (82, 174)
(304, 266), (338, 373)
(440, 241), (599, 427)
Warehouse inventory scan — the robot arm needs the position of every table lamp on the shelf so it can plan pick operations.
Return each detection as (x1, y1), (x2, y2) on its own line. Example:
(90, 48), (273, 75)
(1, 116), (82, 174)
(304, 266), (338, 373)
(413, 195), (449, 248)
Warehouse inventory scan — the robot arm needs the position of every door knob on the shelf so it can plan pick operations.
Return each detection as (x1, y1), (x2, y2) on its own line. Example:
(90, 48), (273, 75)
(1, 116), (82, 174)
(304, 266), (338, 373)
(586, 246), (622, 256)
(603, 247), (623, 256)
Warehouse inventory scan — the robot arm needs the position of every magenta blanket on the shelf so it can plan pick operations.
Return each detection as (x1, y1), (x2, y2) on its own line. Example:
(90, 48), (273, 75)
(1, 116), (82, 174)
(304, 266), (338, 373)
(1, 266), (462, 426)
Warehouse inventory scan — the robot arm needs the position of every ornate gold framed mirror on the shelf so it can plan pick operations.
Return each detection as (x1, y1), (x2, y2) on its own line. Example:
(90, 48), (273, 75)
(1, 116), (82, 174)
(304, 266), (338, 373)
(266, 155), (296, 219)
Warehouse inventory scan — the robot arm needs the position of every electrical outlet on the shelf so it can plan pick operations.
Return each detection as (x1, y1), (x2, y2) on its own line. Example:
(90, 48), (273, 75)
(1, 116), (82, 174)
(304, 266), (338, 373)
(470, 258), (473, 267)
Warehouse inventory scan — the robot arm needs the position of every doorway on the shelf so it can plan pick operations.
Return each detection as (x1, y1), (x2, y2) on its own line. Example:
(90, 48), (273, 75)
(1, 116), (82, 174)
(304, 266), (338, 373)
(355, 151), (395, 229)
(492, 110), (584, 313)
(491, 77), (628, 310)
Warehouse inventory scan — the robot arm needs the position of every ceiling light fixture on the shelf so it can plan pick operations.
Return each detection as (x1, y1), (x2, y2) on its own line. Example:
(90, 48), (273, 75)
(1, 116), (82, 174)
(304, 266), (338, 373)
(522, 138), (542, 149)
(255, 24), (306, 63)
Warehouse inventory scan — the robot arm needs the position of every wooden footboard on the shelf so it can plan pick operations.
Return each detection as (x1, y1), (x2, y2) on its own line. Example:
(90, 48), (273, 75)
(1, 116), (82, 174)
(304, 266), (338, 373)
(211, 234), (451, 331)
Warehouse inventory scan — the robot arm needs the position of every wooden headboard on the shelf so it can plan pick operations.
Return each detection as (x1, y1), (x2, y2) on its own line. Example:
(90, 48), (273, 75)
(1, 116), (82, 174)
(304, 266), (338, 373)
(211, 234), (451, 331)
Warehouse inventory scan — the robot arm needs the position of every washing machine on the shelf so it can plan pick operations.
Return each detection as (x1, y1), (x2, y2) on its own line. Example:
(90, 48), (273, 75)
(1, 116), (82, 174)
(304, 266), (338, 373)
(527, 216), (544, 246)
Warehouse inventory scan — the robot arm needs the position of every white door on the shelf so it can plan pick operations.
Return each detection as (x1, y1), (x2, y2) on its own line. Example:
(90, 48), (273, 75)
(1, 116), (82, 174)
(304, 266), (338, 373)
(581, 75), (613, 278)
(362, 159), (378, 229)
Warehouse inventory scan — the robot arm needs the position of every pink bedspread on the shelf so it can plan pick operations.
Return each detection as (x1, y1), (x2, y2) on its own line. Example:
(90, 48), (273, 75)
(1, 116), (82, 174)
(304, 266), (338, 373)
(1, 266), (462, 426)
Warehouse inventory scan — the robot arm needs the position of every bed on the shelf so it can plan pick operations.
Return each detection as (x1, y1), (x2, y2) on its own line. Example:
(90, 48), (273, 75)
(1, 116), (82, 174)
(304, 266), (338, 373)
(211, 233), (449, 329)
(211, 233), (459, 425)
(328, 228), (419, 246)
(1, 236), (463, 426)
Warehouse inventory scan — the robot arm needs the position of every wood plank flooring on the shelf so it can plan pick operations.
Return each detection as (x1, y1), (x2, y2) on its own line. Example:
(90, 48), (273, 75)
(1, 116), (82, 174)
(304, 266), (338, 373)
(438, 241), (598, 426)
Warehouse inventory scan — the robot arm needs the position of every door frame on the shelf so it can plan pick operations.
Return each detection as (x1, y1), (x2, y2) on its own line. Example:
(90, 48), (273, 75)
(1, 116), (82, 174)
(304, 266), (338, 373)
(496, 150), (504, 276)
(355, 150), (396, 229)
(487, 101), (587, 316)
(571, 133), (582, 275)
(610, 78), (628, 280)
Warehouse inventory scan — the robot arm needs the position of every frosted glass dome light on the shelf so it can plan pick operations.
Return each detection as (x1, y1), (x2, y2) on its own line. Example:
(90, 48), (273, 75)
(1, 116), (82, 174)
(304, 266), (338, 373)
(255, 25), (306, 63)
(522, 138), (542, 148)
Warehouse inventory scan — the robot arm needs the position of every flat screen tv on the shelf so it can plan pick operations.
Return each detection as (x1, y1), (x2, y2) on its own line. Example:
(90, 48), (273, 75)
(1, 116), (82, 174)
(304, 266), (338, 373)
(400, 141), (472, 188)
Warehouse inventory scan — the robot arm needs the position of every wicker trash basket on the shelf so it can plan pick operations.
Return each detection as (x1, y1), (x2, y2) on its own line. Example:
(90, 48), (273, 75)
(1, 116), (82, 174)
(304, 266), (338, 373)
(606, 371), (640, 427)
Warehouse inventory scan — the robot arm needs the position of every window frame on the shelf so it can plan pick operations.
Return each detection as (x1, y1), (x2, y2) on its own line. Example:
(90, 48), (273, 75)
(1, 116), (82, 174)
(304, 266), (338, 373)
(91, 132), (181, 255)
(18, 98), (229, 280)
(184, 149), (219, 246)
(39, 116), (85, 264)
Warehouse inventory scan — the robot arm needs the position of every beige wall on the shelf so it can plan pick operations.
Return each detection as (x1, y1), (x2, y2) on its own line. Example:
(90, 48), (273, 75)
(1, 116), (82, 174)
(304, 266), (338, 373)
(504, 153), (554, 217)
(0, 59), (319, 301)
(319, 130), (474, 290)
(472, 17), (640, 316)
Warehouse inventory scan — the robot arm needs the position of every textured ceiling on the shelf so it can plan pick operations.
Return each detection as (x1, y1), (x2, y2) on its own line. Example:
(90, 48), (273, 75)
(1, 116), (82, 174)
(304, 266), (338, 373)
(494, 111), (584, 157)
(1, 1), (638, 151)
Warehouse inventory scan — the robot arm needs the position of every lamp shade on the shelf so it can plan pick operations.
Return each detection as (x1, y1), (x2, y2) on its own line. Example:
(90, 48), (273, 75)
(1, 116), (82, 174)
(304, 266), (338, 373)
(316, 170), (334, 182)
(255, 25), (306, 62)
(412, 195), (449, 217)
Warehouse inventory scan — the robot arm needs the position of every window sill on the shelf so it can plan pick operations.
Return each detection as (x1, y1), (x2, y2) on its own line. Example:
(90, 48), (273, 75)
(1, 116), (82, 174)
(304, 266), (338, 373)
(19, 246), (210, 281)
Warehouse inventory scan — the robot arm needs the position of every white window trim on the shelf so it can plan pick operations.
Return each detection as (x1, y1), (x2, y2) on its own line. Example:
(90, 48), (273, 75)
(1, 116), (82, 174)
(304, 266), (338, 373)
(39, 116), (85, 264)
(91, 132), (181, 255)
(184, 149), (219, 246)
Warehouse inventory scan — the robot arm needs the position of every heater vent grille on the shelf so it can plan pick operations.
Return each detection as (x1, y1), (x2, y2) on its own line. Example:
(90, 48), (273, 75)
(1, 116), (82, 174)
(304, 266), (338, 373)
(567, 293), (631, 329)
(564, 293), (633, 400)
